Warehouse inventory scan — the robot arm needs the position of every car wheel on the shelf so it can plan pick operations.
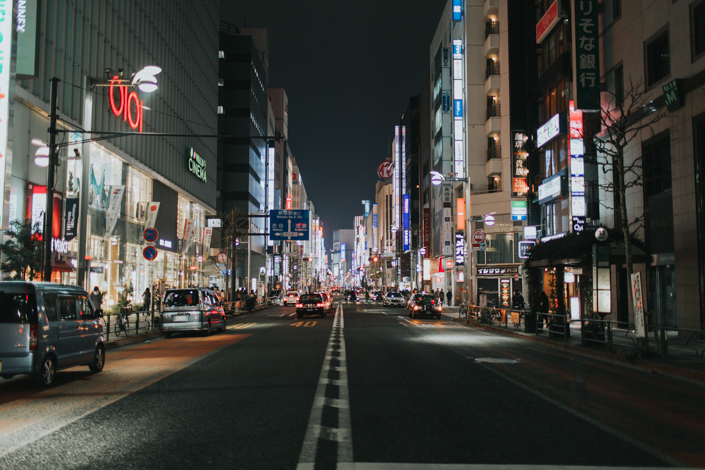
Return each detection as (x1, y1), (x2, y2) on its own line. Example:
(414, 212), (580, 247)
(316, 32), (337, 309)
(436, 313), (442, 320)
(89, 345), (105, 373)
(33, 355), (56, 387)
(219, 317), (227, 332)
(320, 311), (325, 318)
(205, 322), (213, 336)
(1, 374), (15, 380)
(297, 312), (303, 319)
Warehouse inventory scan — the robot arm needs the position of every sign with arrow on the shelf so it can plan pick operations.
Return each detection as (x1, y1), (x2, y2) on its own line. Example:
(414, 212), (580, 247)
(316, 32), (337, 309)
(269, 210), (310, 241)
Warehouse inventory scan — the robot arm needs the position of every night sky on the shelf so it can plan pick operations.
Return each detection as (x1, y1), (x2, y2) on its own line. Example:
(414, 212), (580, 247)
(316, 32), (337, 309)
(220, 0), (447, 244)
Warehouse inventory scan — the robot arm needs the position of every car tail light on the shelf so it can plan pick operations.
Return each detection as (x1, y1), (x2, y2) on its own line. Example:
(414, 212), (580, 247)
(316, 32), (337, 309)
(431, 300), (435, 304)
(295, 303), (303, 308)
(316, 303), (323, 307)
(29, 322), (38, 350)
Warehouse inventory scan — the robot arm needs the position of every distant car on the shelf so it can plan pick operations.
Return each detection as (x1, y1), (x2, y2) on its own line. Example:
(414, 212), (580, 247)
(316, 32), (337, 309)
(160, 288), (226, 337)
(383, 292), (406, 307)
(283, 291), (299, 306)
(407, 294), (442, 319)
(371, 291), (384, 301)
(296, 293), (327, 319)
(320, 292), (334, 313)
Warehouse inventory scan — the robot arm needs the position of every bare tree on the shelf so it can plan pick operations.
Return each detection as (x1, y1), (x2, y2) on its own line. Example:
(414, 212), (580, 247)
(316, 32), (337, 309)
(586, 75), (669, 318)
(221, 207), (248, 302)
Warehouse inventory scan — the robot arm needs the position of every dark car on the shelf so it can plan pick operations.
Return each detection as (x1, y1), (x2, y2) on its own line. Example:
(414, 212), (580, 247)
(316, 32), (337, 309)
(345, 290), (359, 302)
(296, 293), (327, 319)
(407, 294), (442, 319)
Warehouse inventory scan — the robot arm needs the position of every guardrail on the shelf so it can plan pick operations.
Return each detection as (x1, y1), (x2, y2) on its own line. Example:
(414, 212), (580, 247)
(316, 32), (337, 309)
(458, 303), (705, 360)
(104, 310), (157, 341)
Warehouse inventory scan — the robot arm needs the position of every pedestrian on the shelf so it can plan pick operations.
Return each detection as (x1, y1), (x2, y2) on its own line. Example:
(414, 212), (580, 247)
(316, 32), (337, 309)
(446, 290), (452, 306)
(89, 286), (103, 310)
(512, 290), (524, 311)
(143, 287), (151, 313)
(538, 291), (549, 329)
(438, 289), (444, 306)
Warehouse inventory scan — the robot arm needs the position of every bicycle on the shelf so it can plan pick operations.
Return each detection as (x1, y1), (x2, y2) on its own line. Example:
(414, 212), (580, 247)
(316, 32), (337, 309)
(459, 302), (468, 318)
(114, 309), (131, 337)
(514, 311), (525, 330)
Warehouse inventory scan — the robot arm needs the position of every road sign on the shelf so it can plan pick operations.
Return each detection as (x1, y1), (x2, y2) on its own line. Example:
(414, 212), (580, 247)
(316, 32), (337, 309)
(143, 246), (158, 261)
(269, 210), (310, 241)
(143, 227), (159, 243)
(472, 229), (486, 244)
(217, 252), (227, 264)
(377, 161), (394, 179)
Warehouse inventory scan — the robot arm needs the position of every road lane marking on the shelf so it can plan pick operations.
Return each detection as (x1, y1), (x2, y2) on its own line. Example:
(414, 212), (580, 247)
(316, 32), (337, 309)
(337, 465), (678, 470)
(228, 322), (256, 329)
(297, 303), (353, 469)
(290, 321), (318, 328)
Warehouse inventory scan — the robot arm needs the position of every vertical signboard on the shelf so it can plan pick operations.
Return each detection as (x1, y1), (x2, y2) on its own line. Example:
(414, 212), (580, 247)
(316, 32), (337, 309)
(372, 203), (378, 253)
(402, 193), (410, 251)
(0, 0), (12, 229)
(394, 126), (400, 229)
(511, 131), (529, 197)
(452, 39), (465, 178)
(455, 232), (465, 266)
(442, 183), (453, 256)
(569, 100), (586, 232)
(64, 198), (79, 241)
(16, 0), (41, 79)
(104, 186), (125, 239)
(423, 208), (431, 257)
(631, 272), (646, 338)
(452, 0), (463, 21)
(573, 0), (600, 110)
(362, 200), (370, 218)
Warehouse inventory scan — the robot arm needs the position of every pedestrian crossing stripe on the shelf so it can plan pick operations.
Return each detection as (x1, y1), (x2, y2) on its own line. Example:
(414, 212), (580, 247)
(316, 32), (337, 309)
(290, 321), (317, 327)
(230, 323), (256, 329)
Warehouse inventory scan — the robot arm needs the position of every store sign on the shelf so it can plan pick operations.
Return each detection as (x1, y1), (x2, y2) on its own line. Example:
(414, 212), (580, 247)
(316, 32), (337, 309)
(341, 243), (346, 262)
(51, 238), (68, 254)
(109, 76), (144, 132)
(16, 0), (40, 79)
(663, 80), (684, 112)
(512, 131), (529, 197)
(538, 173), (566, 204)
(452, 0), (462, 21)
(500, 279), (511, 307)
(0, 0), (12, 229)
(188, 148), (207, 182)
(477, 266), (519, 275)
(536, 0), (560, 43)
(518, 241), (535, 259)
(573, 0), (600, 110)
(144, 202), (160, 229)
(362, 200), (370, 218)
(511, 200), (527, 221)
(536, 113), (563, 148)
(403, 194), (410, 230)
(207, 217), (221, 228)
(159, 239), (173, 249)
(524, 225), (538, 240)
(569, 100), (586, 231)
(456, 198), (465, 231)
(455, 232), (465, 266)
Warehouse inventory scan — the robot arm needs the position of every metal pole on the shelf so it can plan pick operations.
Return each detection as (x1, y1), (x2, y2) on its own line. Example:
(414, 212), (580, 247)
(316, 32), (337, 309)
(43, 78), (60, 282)
(77, 76), (93, 289)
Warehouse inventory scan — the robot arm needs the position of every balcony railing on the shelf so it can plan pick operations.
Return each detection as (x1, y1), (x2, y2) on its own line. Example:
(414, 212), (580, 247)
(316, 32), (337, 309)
(487, 145), (501, 161)
(485, 62), (500, 79)
(485, 21), (499, 38)
(486, 103), (501, 120)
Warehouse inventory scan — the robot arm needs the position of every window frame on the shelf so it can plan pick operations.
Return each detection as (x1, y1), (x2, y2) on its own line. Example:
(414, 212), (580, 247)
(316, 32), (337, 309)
(644, 26), (671, 89)
(691, 0), (705, 62)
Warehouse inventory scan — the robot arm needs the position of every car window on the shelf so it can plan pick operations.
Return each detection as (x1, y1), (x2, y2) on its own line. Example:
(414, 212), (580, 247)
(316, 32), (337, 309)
(300, 294), (322, 303)
(420, 295), (435, 302)
(59, 296), (77, 321)
(389, 293), (401, 298)
(164, 289), (200, 307)
(42, 293), (58, 322)
(77, 296), (95, 320)
(0, 293), (38, 324)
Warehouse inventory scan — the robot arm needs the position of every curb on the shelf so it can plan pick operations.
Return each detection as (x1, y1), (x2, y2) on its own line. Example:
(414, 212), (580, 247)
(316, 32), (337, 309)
(452, 317), (705, 387)
(105, 331), (163, 351)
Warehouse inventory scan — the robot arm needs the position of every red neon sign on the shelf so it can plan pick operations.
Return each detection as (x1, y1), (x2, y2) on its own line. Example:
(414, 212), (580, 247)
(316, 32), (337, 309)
(109, 76), (144, 132)
(569, 100), (583, 139)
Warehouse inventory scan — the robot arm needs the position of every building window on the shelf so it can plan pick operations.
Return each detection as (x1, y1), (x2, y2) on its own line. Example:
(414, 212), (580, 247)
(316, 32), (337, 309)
(219, 50), (225, 59)
(645, 29), (670, 87)
(612, 0), (621, 22)
(614, 65), (624, 105)
(217, 106), (224, 114)
(692, 0), (705, 62)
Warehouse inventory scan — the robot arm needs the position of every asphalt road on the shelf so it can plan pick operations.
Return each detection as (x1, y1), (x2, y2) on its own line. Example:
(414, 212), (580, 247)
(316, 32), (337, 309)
(0, 295), (703, 470)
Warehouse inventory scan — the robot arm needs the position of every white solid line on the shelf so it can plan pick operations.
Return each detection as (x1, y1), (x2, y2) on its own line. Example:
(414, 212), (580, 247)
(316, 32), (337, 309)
(337, 465), (677, 470)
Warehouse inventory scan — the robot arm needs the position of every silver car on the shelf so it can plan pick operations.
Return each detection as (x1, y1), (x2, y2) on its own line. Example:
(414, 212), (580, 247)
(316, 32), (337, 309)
(0, 282), (105, 387)
(160, 288), (226, 337)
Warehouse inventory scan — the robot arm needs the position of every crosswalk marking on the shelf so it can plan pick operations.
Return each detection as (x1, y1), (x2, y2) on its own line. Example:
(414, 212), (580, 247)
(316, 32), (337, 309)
(398, 318), (464, 329)
(290, 321), (317, 327)
(229, 322), (256, 329)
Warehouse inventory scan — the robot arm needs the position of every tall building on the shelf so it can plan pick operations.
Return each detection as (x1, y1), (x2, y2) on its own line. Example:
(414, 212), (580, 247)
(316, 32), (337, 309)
(7, 1), (220, 303)
(217, 24), (269, 291)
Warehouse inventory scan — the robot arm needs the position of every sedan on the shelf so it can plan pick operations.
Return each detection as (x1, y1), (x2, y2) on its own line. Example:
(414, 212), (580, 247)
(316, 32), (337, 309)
(296, 293), (327, 319)
(407, 294), (442, 319)
(383, 292), (406, 307)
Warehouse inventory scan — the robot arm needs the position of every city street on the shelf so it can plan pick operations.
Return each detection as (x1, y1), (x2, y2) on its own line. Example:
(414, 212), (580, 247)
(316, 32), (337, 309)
(0, 296), (703, 470)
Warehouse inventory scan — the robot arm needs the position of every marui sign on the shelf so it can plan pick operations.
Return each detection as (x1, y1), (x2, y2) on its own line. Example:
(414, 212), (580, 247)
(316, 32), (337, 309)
(377, 161), (394, 180)
(109, 76), (144, 132)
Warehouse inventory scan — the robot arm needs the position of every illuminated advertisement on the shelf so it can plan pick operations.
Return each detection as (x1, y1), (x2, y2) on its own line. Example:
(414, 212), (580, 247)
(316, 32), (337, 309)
(536, 1), (559, 43)
(188, 148), (207, 182)
(0, 0), (12, 228)
(341, 243), (346, 264)
(452, 0), (463, 21)
(362, 199), (370, 218)
(109, 76), (144, 132)
(455, 232), (465, 266)
(511, 200), (527, 221)
(452, 39), (465, 178)
(573, 0), (601, 110)
(569, 101), (586, 232)
(536, 113), (563, 148)
(394, 126), (400, 228)
(403, 194), (410, 229)
(538, 171), (567, 205)
(512, 131), (529, 197)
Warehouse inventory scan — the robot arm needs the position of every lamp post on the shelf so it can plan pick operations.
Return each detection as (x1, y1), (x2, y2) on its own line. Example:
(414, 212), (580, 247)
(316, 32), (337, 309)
(40, 78), (60, 282)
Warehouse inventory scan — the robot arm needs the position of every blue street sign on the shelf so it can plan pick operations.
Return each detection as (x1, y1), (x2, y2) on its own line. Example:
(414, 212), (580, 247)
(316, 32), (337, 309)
(143, 246), (158, 261)
(442, 92), (451, 112)
(143, 227), (159, 242)
(269, 210), (310, 241)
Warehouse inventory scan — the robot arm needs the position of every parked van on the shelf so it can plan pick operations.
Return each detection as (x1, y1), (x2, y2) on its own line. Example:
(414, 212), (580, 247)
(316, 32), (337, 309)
(160, 288), (226, 337)
(0, 282), (105, 387)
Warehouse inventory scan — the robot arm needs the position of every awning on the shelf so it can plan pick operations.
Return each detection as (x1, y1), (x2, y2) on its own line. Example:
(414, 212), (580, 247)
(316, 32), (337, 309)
(52, 260), (75, 273)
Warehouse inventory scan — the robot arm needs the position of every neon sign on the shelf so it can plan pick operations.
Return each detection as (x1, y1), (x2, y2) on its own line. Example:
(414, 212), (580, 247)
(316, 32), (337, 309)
(109, 76), (144, 132)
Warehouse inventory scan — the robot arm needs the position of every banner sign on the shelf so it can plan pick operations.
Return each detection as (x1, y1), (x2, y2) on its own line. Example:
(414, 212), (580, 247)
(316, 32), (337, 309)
(64, 198), (79, 241)
(104, 186), (125, 238)
(144, 202), (160, 229)
(536, 0), (559, 43)
(573, 0), (600, 110)
(202, 227), (213, 254)
(631, 272), (646, 338)
(362, 200), (370, 218)
(512, 131), (530, 197)
(16, 0), (41, 79)
(181, 219), (198, 254)
(455, 232), (465, 266)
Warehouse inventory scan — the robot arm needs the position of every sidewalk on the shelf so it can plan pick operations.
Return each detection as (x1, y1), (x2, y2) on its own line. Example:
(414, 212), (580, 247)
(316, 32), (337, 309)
(442, 307), (705, 387)
(103, 304), (272, 351)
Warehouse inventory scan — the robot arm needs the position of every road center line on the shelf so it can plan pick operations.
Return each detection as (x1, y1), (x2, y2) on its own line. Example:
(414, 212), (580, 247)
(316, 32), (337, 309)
(297, 303), (353, 469)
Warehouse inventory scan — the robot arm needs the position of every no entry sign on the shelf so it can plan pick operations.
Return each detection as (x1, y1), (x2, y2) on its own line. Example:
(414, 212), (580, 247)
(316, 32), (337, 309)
(143, 246), (158, 261)
(143, 227), (159, 243)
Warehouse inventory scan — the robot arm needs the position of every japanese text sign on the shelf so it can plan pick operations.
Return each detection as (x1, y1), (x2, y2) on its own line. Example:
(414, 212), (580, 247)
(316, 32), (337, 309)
(573, 0), (600, 110)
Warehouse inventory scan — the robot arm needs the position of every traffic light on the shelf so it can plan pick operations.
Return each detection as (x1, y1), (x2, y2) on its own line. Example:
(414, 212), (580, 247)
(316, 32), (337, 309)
(373, 256), (379, 263)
